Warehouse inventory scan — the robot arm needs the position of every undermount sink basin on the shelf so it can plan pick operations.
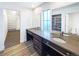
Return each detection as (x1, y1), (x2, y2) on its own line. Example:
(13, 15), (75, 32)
(53, 38), (66, 43)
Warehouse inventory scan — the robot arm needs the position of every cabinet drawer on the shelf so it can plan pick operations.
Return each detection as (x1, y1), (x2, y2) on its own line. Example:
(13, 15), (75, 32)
(33, 38), (42, 45)
(33, 38), (42, 49)
(46, 41), (76, 56)
(33, 41), (42, 50)
(33, 34), (43, 42)
(33, 43), (47, 56)
(47, 46), (62, 56)
(33, 45), (42, 55)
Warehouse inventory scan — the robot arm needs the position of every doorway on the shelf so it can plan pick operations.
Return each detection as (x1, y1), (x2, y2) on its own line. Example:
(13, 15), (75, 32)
(4, 10), (20, 49)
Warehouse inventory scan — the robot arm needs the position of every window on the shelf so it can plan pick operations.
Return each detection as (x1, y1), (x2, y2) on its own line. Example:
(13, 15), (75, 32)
(40, 10), (51, 31)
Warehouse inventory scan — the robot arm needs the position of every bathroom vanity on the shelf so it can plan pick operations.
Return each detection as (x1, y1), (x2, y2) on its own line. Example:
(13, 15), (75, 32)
(26, 28), (79, 56)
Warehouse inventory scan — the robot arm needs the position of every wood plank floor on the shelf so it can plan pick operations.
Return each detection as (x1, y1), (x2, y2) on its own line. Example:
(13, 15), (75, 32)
(5, 30), (20, 49)
(0, 40), (39, 56)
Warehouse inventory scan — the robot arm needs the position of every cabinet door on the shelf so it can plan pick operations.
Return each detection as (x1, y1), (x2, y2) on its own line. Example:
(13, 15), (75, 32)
(27, 30), (33, 41)
(33, 37), (47, 56)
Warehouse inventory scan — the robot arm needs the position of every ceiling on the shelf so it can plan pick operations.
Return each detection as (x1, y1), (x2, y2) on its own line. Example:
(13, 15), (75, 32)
(0, 2), (77, 10)
(0, 2), (43, 9)
(20, 2), (43, 8)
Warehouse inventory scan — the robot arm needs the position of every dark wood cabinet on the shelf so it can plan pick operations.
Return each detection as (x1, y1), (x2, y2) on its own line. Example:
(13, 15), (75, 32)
(33, 34), (48, 55)
(26, 29), (77, 56)
(27, 33), (33, 41)
(26, 30), (47, 56)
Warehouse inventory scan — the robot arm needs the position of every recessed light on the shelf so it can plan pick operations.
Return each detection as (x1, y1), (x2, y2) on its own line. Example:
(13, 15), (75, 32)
(32, 4), (35, 8)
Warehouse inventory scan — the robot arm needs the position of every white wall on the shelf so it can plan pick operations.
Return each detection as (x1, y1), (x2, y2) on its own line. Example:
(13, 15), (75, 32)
(32, 8), (41, 28)
(0, 9), (4, 51)
(0, 9), (8, 51)
(16, 12), (20, 30)
(3, 10), (8, 43)
(20, 9), (33, 42)
(68, 12), (79, 35)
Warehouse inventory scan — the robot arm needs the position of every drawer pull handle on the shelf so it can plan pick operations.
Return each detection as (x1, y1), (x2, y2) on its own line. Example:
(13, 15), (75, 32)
(46, 42), (49, 44)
